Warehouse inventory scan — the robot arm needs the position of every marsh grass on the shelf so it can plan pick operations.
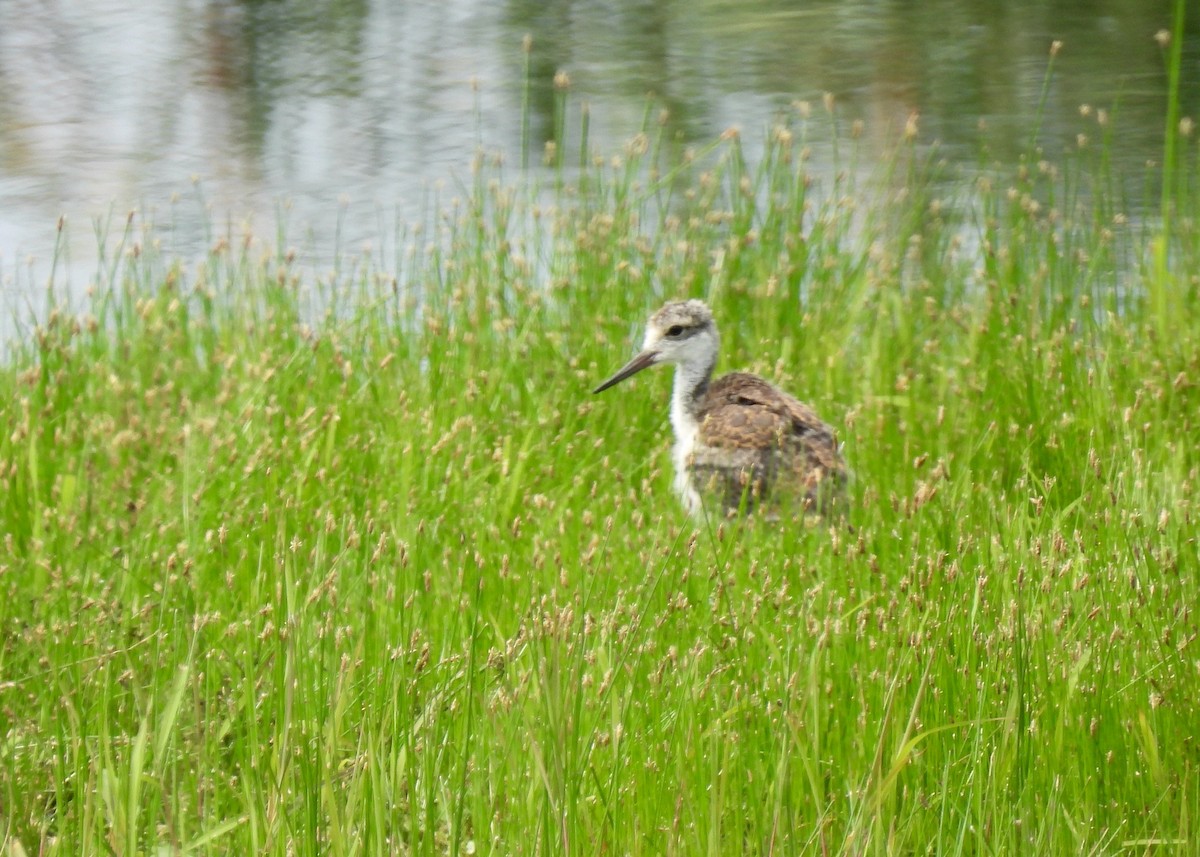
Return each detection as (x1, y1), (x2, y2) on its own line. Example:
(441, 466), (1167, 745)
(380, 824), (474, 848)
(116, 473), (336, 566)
(2, 57), (1200, 857)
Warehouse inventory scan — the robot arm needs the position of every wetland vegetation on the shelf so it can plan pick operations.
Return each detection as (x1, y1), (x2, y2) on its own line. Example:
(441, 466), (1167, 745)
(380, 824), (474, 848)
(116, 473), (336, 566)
(2, 34), (1199, 856)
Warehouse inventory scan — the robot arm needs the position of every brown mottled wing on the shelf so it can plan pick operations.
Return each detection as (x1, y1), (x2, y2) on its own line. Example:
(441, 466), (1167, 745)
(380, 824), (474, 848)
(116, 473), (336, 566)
(694, 373), (847, 514)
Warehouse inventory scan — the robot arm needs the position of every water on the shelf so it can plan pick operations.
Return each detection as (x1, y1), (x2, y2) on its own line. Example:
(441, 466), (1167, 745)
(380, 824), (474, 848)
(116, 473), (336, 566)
(0, 0), (1194, 314)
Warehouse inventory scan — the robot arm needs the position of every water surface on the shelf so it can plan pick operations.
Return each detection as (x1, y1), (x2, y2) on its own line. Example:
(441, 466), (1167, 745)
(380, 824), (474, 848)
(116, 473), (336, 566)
(0, 0), (1194, 310)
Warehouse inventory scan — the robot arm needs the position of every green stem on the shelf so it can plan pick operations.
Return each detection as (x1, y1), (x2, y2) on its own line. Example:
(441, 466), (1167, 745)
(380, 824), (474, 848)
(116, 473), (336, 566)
(1154, 0), (1186, 340)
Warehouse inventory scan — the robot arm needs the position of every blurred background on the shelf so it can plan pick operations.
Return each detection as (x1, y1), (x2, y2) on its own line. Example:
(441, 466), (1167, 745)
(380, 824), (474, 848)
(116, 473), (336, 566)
(0, 0), (1196, 305)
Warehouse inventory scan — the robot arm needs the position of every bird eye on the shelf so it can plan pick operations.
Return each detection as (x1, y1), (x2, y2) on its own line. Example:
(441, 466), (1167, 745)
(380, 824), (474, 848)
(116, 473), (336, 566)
(666, 325), (684, 337)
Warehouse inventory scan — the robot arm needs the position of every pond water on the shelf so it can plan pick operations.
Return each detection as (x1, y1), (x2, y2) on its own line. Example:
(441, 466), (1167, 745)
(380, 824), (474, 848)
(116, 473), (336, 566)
(0, 0), (1195, 313)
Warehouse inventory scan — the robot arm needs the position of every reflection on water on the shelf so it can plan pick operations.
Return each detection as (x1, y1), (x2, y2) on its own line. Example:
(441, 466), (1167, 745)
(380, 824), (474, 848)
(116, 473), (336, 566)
(0, 0), (1194, 307)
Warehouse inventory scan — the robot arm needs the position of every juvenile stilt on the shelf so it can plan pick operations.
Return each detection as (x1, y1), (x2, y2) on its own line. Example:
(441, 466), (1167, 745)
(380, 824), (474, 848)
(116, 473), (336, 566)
(593, 299), (849, 519)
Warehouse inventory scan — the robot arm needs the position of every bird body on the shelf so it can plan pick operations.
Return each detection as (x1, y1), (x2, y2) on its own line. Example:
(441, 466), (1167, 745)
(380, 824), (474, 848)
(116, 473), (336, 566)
(594, 300), (848, 519)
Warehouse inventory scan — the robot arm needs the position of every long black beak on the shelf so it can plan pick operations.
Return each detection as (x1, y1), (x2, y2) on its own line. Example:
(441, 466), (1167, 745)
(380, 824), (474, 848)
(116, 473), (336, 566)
(592, 350), (659, 393)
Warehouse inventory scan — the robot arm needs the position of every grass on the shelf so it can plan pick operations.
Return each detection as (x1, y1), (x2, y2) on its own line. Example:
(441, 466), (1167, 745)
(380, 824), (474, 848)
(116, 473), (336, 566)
(2, 53), (1200, 857)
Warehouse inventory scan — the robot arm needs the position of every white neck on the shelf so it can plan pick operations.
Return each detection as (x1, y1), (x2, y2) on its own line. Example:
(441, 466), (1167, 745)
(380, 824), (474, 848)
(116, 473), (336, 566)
(668, 357), (714, 513)
(669, 357), (713, 441)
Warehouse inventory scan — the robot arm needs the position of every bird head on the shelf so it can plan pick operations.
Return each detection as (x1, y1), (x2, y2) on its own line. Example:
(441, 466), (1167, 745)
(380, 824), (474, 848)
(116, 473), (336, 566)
(593, 300), (718, 393)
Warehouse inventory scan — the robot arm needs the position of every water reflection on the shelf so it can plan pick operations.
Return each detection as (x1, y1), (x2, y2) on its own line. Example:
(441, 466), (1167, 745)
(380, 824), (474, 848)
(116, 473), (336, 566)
(0, 0), (1194, 311)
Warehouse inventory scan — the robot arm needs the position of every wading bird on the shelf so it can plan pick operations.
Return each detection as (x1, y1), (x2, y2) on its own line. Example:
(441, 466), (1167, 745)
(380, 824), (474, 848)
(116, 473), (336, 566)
(593, 299), (848, 519)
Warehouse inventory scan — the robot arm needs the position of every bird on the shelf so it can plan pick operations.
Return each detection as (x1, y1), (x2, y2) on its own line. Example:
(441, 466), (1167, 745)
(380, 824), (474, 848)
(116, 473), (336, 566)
(592, 299), (848, 520)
